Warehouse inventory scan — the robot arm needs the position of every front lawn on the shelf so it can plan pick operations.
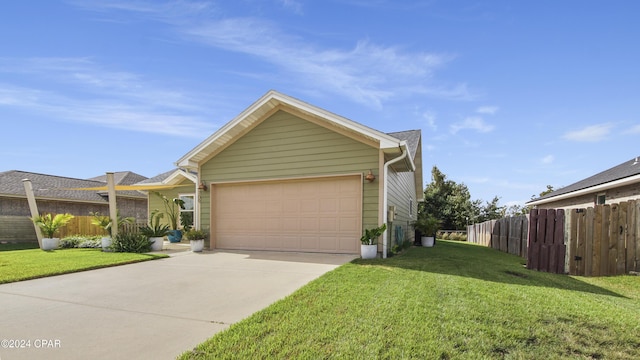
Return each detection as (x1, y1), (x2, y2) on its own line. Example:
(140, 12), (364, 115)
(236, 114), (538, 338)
(181, 240), (640, 359)
(0, 248), (168, 284)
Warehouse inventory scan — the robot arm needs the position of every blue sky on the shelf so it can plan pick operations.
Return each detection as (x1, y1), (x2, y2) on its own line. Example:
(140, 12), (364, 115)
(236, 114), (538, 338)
(1, 1), (639, 207)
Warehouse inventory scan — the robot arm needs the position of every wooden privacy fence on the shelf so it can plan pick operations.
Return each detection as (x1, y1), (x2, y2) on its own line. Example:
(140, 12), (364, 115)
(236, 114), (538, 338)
(527, 209), (566, 274)
(466, 215), (528, 257)
(53, 216), (145, 238)
(57, 216), (107, 238)
(469, 203), (640, 277)
(567, 201), (640, 276)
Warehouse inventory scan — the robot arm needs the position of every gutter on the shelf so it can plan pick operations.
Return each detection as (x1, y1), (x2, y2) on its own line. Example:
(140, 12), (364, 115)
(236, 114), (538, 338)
(382, 144), (409, 259)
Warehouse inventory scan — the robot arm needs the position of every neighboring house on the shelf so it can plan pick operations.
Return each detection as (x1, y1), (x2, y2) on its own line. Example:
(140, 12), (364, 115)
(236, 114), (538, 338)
(527, 156), (640, 209)
(0, 170), (148, 241)
(135, 169), (197, 231)
(174, 90), (423, 257)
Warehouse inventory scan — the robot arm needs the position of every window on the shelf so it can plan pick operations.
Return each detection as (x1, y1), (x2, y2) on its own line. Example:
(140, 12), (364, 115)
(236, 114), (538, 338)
(596, 193), (606, 205)
(179, 194), (195, 229)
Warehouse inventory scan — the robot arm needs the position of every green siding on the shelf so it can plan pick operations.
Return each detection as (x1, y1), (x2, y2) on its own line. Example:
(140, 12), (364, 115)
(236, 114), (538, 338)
(387, 166), (418, 245)
(199, 110), (380, 234)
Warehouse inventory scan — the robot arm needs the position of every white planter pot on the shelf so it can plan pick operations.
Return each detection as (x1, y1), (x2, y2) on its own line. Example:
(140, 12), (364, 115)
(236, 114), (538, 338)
(41, 238), (59, 251)
(190, 239), (204, 252)
(101, 236), (112, 251)
(360, 244), (378, 259)
(421, 236), (435, 247)
(149, 237), (164, 251)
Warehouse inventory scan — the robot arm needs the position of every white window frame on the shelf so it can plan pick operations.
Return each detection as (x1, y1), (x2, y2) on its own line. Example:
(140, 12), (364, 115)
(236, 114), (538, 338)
(178, 193), (195, 229)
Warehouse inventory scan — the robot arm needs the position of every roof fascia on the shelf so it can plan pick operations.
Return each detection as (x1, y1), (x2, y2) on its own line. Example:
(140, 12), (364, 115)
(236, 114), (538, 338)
(176, 90), (403, 167)
(527, 174), (640, 206)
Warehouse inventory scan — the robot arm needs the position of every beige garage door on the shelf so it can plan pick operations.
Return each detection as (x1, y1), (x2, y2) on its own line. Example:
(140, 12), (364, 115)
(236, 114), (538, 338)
(213, 175), (362, 253)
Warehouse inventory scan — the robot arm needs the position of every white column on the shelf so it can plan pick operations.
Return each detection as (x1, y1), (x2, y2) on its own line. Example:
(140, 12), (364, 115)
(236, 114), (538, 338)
(22, 179), (43, 247)
(106, 172), (118, 238)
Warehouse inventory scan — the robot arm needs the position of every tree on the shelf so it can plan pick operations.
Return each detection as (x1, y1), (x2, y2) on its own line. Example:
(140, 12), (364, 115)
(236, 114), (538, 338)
(478, 196), (506, 222)
(532, 184), (554, 200)
(419, 166), (506, 229)
(505, 204), (529, 216)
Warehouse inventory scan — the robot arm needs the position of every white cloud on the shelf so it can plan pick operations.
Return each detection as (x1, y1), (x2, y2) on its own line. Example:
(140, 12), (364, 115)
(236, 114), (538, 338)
(77, 1), (471, 108)
(0, 58), (216, 137)
(476, 106), (498, 115)
(624, 124), (640, 134)
(450, 117), (494, 134)
(278, 0), (304, 14)
(562, 123), (612, 142)
(541, 155), (554, 164)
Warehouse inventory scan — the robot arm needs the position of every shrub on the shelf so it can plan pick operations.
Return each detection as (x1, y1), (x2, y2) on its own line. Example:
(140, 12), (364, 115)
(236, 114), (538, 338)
(59, 236), (81, 248)
(111, 232), (152, 253)
(60, 235), (102, 248)
(78, 238), (102, 248)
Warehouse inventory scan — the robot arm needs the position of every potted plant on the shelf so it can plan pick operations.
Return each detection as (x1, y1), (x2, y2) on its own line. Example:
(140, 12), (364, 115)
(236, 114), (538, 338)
(31, 213), (74, 250)
(185, 229), (207, 252)
(153, 192), (185, 243)
(90, 211), (112, 251)
(90, 211), (135, 251)
(139, 209), (170, 251)
(413, 215), (440, 247)
(360, 223), (386, 259)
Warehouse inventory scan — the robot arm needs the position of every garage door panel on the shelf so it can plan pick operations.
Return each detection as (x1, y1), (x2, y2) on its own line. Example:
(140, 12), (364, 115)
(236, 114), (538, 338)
(299, 235), (319, 251)
(300, 199), (319, 213)
(338, 236), (358, 252)
(215, 176), (362, 253)
(319, 198), (337, 213)
(319, 217), (338, 232)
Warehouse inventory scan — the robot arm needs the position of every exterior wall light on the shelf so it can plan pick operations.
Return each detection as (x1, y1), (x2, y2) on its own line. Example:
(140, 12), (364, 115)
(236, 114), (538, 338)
(365, 170), (376, 182)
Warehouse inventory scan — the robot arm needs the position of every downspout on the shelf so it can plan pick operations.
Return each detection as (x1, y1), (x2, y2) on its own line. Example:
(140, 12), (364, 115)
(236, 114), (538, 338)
(382, 146), (408, 259)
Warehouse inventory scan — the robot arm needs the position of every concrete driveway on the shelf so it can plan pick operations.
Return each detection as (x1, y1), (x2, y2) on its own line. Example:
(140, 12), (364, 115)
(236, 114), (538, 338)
(0, 250), (356, 360)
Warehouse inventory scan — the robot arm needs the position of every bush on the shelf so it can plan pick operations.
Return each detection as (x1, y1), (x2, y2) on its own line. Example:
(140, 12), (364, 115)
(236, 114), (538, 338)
(437, 232), (468, 241)
(111, 232), (152, 253)
(60, 235), (102, 249)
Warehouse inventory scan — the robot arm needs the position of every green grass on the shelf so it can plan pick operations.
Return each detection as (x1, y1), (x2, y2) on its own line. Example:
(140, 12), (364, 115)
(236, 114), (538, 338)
(180, 240), (640, 359)
(0, 248), (168, 284)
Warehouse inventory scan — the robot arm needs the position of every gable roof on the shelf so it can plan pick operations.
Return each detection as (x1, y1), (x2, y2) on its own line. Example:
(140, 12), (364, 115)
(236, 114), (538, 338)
(527, 156), (640, 206)
(387, 130), (421, 159)
(88, 171), (148, 186)
(0, 170), (147, 203)
(136, 169), (197, 186)
(176, 90), (416, 172)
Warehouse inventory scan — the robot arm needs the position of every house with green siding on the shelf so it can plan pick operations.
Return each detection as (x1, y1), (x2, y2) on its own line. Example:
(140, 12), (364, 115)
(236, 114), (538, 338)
(163, 90), (422, 258)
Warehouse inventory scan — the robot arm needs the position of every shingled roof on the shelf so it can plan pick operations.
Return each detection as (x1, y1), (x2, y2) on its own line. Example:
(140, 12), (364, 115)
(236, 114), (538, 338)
(89, 171), (148, 186)
(528, 156), (640, 205)
(0, 170), (147, 203)
(387, 130), (421, 160)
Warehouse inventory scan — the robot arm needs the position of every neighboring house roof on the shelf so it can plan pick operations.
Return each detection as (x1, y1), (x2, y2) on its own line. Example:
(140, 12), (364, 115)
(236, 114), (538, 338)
(176, 90), (417, 172)
(527, 156), (640, 206)
(89, 171), (148, 186)
(0, 170), (147, 203)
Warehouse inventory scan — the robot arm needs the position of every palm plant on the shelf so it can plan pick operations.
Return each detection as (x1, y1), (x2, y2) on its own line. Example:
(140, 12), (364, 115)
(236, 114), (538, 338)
(90, 211), (135, 235)
(31, 213), (74, 238)
(139, 209), (171, 237)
